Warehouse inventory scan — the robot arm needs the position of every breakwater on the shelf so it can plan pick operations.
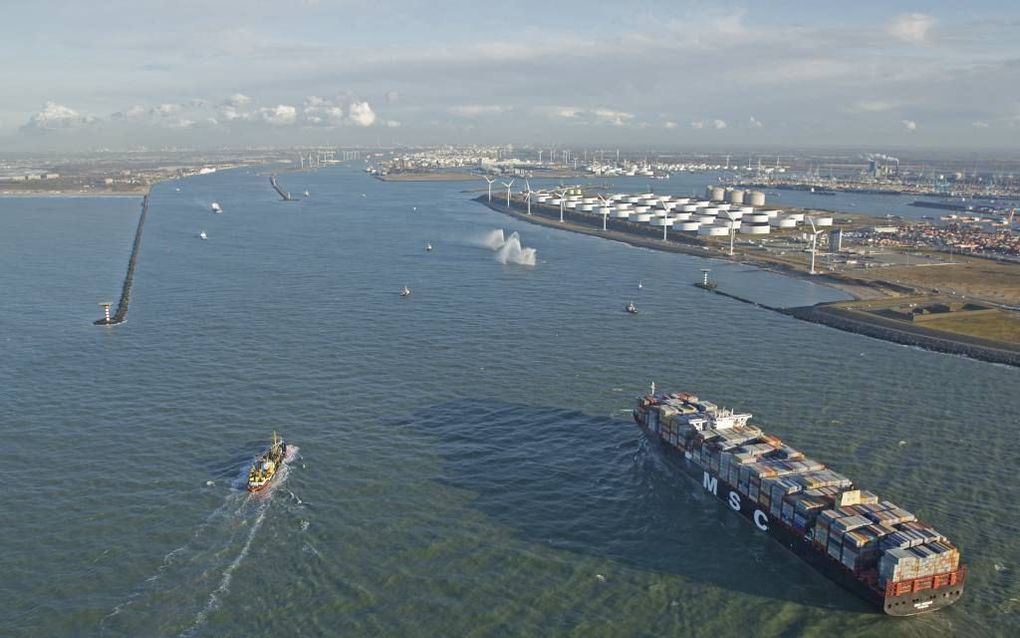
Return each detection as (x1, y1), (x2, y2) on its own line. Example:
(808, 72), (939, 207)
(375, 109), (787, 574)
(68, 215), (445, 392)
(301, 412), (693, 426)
(269, 174), (294, 201)
(784, 305), (1020, 368)
(94, 192), (150, 326)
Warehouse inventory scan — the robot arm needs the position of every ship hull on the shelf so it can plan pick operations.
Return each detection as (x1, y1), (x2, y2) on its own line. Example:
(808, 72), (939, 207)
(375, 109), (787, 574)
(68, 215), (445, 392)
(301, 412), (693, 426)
(636, 421), (964, 615)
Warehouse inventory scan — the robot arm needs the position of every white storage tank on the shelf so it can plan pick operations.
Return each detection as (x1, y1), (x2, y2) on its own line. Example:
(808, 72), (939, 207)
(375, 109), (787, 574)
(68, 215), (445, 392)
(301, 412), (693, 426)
(696, 214), (717, 224)
(673, 197), (691, 205)
(738, 206), (754, 215)
(650, 217), (674, 227)
(566, 201), (579, 209)
(677, 220), (701, 232)
(741, 224), (770, 235)
(699, 224), (729, 236)
(596, 206), (612, 216)
(814, 216), (834, 227)
(695, 200), (712, 207)
(580, 204), (595, 212)
(710, 186), (726, 202)
(631, 212), (653, 222)
(746, 213), (769, 223)
(550, 198), (562, 206)
(634, 205), (650, 213)
(786, 212), (805, 222)
(672, 211), (692, 221)
(626, 196), (642, 204)
(771, 216), (797, 228)
(681, 204), (699, 213)
(716, 203), (732, 212)
(728, 189), (745, 205)
(748, 191), (766, 207)
(583, 197), (598, 204)
(537, 195), (549, 203)
(611, 209), (631, 218)
(764, 209), (781, 218)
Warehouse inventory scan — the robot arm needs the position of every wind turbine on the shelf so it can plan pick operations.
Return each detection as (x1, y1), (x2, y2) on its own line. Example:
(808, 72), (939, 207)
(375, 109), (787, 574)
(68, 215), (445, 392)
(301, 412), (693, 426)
(483, 176), (495, 202)
(721, 210), (738, 256)
(556, 189), (568, 222)
(538, 150), (543, 163)
(806, 216), (824, 274)
(503, 178), (514, 208)
(597, 194), (610, 231)
(524, 178), (533, 215)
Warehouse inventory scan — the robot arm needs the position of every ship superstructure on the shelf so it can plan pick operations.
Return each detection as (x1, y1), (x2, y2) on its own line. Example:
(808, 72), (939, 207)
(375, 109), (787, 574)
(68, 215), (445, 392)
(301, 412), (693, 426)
(633, 389), (965, 615)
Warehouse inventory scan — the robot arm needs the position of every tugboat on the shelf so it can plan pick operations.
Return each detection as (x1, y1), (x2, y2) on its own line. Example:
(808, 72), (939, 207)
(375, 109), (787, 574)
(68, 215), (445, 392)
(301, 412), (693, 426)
(247, 432), (287, 492)
(400, 285), (412, 297)
(211, 202), (222, 213)
(199, 231), (208, 240)
(626, 301), (638, 314)
(426, 242), (433, 252)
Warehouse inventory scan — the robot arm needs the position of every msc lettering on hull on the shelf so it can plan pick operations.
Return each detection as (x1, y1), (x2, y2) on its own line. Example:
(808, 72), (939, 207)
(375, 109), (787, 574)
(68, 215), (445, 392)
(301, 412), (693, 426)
(702, 471), (769, 532)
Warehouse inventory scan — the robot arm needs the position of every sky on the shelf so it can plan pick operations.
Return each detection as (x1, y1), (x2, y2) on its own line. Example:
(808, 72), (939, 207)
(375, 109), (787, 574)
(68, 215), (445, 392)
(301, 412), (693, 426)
(3, 0), (1020, 151)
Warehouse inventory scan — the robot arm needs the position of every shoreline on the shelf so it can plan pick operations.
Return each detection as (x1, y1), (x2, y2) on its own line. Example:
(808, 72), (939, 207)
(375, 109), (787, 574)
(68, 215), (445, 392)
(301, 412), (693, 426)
(0, 191), (146, 198)
(476, 196), (1019, 368)
(475, 196), (881, 301)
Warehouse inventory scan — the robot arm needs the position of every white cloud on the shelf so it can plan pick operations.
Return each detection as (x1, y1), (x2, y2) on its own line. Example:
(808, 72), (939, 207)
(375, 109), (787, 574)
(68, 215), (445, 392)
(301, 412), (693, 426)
(449, 104), (511, 117)
(901, 119), (917, 131)
(384, 120), (401, 128)
(971, 121), (989, 128)
(150, 103), (182, 117)
(888, 13), (935, 44)
(691, 119), (727, 130)
(348, 101), (376, 127)
(749, 116), (763, 128)
(260, 104), (297, 125)
(847, 100), (899, 113)
(664, 121), (678, 129)
(21, 101), (95, 130)
(539, 105), (634, 126)
(224, 93), (252, 108)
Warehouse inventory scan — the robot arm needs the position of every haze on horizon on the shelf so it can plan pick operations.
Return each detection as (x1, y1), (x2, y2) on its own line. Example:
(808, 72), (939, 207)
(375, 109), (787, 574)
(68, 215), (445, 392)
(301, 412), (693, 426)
(4, 0), (1020, 152)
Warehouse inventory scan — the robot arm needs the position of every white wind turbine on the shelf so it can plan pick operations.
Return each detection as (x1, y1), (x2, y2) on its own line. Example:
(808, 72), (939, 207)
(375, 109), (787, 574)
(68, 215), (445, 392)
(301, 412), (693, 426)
(806, 216), (824, 274)
(538, 150), (543, 163)
(721, 210), (738, 256)
(483, 176), (495, 202)
(503, 178), (515, 208)
(597, 194), (610, 231)
(524, 178), (534, 215)
(557, 189), (568, 222)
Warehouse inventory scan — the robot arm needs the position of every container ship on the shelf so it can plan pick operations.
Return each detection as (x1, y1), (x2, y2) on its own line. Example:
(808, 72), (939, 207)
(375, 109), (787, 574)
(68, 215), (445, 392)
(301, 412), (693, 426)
(633, 389), (965, 615)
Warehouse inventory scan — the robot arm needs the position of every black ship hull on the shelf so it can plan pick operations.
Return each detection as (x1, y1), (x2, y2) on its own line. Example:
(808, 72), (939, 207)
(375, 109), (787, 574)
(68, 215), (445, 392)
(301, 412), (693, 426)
(636, 421), (964, 616)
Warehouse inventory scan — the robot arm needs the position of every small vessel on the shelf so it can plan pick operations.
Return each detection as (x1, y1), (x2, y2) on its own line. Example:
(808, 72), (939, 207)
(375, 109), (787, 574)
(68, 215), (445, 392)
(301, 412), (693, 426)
(626, 301), (638, 314)
(426, 242), (433, 252)
(246, 432), (287, 492)
(400, 285), (411, 297)
(199, 231), (208, 240)
(638, 281), (643, 290)
(304, 190), (310, 197)
(211, 202), (222, 213)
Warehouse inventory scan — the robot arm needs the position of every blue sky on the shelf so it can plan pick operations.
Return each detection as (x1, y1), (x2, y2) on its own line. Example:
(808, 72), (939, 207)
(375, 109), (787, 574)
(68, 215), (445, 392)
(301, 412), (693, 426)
(3, 0), (1020, 150)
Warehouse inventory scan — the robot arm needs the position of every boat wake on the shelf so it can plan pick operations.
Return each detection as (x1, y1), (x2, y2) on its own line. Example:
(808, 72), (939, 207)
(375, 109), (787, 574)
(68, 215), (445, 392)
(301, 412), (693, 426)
(100, 447), (300, 637)
(475, 229), (537, 266)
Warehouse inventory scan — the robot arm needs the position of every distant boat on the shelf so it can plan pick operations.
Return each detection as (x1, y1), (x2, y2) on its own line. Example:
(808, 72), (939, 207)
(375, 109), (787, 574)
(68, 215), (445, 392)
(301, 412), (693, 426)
(426, 242), (433, 252)
(175, 187), (181, 192)
(400, 285), (411, 297)
(199, 231), (208, 240)
(626, 301), (638, 314)
(304, 190), (310, 197)
(638, 281), (643, 290)
(211, 202), (222, 213)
